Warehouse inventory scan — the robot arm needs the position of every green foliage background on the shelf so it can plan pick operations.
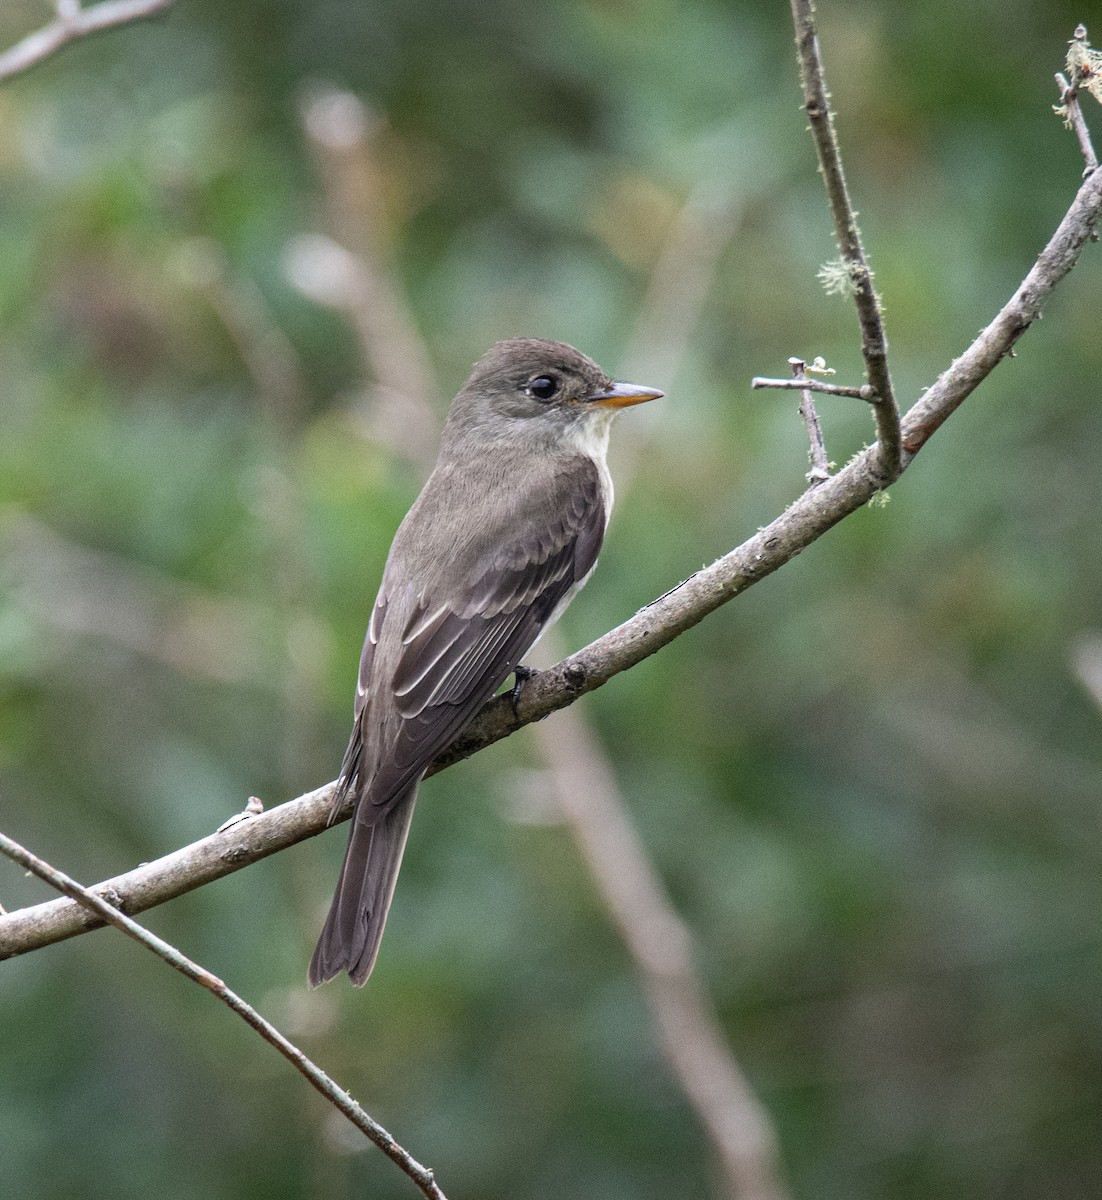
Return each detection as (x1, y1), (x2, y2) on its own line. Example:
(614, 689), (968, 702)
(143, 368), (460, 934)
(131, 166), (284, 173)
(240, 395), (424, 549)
(2, 1), (1102, 1197)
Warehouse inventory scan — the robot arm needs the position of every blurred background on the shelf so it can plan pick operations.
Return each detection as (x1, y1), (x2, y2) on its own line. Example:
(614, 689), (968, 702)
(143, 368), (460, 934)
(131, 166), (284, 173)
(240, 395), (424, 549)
(2, 1), (1102, 1197)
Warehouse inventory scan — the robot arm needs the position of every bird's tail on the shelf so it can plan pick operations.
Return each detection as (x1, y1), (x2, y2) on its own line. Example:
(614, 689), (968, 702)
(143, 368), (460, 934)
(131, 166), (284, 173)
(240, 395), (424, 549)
(308, 784), (419, 987)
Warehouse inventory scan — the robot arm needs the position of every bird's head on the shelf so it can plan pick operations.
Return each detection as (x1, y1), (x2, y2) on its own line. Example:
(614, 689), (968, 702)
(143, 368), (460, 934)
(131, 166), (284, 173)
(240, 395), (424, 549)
(444, 338), (663, 452)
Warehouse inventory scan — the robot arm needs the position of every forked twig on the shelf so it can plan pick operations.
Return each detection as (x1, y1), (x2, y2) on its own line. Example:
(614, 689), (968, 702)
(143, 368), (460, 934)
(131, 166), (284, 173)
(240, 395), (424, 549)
(789, 0), (902, 481)
(1057, 71), (1100, 173)
(753, 357), (876, 485)
(751, 376), (874, 402)
(789, 359), (831, 485)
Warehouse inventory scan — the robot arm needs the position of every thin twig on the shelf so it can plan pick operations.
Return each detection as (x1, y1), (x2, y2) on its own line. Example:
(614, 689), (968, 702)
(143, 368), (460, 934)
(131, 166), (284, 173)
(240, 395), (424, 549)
(0, 0), (173, 82)
(1056, 71), (1100, 174)
(3, 40), (1102, 966)
(789, 0), (902, 481)
(0, 830), (447, 1200)
(1056, 25), (1101, 175)
(786, 359), (831, 486)
(751, 377), (875, 401)
(532, 702), (788, 1200)
(900, 153), (1102, 451)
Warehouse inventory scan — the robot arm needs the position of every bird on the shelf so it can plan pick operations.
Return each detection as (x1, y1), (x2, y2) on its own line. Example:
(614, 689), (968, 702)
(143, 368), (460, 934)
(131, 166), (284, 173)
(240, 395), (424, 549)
(309, 338), (663, 986)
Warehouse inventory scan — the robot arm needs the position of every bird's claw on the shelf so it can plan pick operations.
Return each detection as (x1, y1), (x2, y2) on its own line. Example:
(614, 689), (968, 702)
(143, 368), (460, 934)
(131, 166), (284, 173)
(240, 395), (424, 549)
(509, 664), (538, 718)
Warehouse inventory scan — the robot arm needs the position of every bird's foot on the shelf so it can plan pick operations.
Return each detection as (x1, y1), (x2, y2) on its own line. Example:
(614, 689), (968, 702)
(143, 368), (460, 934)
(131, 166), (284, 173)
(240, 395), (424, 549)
(509, 664), (539, 718)
(216, 795), (265, 834)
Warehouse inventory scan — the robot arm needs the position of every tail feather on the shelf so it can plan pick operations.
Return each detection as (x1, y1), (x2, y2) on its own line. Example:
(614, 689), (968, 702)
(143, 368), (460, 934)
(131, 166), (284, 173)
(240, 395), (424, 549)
(308, 785), (419, 987)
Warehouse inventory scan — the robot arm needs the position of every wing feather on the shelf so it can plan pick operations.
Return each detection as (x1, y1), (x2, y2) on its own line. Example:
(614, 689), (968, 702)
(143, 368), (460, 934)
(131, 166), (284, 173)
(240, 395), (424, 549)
(346, 453), (607, 819)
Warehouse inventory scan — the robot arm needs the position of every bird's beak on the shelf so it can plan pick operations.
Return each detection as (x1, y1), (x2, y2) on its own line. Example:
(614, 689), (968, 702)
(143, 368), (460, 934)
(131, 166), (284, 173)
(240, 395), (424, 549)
(587, 380), (665, 409)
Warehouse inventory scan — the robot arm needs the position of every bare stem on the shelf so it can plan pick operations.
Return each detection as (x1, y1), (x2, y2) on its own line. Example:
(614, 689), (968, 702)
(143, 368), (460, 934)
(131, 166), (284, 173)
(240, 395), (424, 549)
(751, 377), (875, 401)
(789, 0), (902, 481)
(1056, 69), (1100, 174)
(0, 830), (447, 1200)
(786, 359), (831, 485)
(0, 0), (174, 82)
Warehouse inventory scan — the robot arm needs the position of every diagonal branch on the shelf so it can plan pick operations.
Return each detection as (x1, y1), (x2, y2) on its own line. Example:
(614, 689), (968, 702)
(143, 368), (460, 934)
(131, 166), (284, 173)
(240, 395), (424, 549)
(0, 830), (448, 1200)
(789, 0), (902, 480)
(0, 0), (174, 82)
(4, 148), (1102, 963)
(532, 704), (788, 1200)
(789, 359), (832, 486)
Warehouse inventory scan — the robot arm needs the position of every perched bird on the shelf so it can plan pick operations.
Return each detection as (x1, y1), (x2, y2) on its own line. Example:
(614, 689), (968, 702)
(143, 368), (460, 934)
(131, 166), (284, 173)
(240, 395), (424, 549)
(309, 338), (662, 986)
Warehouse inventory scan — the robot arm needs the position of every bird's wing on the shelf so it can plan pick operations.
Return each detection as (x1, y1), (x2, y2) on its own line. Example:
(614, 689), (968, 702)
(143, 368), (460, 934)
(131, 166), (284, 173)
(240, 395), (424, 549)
(342, 455), (607, 819)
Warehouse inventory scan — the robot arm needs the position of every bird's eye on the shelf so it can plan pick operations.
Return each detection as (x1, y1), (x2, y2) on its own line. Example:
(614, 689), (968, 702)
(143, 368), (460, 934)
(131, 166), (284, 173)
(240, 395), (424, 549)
(525, 375), (560, 402)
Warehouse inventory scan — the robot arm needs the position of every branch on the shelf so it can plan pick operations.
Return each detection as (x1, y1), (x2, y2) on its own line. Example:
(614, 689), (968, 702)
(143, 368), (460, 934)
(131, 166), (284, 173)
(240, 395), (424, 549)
(0, 0), (173, 82)
(532, 704), (788, 1200)
(0, 830), (447, 1200)
(1057, 71), (1100, 174)
(787, 359), (832, 485)
(789, 0), (902, 480)
(4, 153), (1101, 962)
(0, 780), (336, 955)
(1056, 25), (1101, 175)
(5, 38), (1102, 964)
(750, 376), (874, 401)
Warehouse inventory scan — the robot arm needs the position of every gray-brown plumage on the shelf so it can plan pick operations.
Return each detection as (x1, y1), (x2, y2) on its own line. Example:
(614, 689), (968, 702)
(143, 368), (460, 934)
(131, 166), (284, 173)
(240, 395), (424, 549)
(309, 338), (662, 986)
